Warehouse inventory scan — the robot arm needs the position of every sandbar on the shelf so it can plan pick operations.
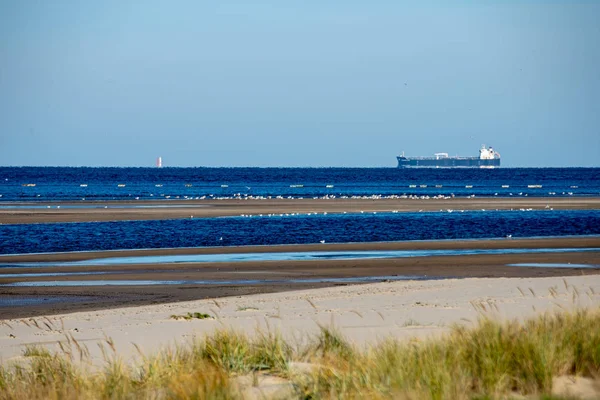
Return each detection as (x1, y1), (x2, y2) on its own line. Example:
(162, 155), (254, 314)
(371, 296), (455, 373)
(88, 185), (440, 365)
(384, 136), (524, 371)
(1, 197), (599, 224)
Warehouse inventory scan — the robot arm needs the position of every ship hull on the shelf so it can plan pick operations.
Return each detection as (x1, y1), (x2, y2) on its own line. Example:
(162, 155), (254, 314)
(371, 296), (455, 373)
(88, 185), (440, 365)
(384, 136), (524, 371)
(397, 157), (500, 168)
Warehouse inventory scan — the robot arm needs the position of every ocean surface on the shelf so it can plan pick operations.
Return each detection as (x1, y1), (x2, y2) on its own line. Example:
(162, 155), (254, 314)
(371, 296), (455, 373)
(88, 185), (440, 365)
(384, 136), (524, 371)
(1, 167), (599, 255)
(1, 167), (599, 201)
(2, 210), (600, 255)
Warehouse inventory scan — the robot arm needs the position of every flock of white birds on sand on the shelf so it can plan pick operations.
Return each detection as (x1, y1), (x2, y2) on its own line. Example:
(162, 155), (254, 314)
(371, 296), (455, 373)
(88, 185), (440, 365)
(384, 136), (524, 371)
(232, 206), (552, 219)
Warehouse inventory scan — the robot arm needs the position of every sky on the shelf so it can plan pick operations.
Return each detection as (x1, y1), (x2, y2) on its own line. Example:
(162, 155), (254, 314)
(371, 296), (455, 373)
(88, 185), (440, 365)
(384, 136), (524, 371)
(0, 1), (599, 167)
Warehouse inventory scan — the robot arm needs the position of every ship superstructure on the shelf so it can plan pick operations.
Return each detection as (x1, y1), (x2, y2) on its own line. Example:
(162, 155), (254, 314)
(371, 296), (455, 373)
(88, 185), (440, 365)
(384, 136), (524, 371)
(397, 145), (501, 168)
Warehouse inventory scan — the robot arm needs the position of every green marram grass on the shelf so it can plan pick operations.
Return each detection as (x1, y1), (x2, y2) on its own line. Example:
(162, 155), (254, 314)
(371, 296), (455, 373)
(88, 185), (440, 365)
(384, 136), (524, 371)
(1, 308), (599, 399)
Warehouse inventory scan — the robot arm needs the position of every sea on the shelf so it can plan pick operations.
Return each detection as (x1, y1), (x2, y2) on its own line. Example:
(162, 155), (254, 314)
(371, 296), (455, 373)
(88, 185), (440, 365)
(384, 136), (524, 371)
(1, 167), (599, 255)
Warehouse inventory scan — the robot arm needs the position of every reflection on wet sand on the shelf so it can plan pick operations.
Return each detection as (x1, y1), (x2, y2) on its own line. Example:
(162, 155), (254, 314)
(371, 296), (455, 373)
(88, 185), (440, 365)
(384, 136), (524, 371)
(1, 237), (599, 318)
(0, 275), (429, 287)
(3, 247), (599, 268)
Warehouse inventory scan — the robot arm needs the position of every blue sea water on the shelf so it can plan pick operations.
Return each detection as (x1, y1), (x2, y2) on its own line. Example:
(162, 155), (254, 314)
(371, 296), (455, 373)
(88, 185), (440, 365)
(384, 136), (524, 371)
(1, 167), (599, 201)
(2, 210), (600, 255)
(0, 167), (598, 255)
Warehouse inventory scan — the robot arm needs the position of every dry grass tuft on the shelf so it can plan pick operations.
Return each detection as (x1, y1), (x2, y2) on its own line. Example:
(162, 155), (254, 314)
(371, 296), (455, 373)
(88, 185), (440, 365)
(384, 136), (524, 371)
(1, 308), (599, 399)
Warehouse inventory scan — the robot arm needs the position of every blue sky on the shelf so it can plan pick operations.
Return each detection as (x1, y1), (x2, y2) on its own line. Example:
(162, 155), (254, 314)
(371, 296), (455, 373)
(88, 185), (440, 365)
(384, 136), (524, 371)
(1, 1), (598, 167)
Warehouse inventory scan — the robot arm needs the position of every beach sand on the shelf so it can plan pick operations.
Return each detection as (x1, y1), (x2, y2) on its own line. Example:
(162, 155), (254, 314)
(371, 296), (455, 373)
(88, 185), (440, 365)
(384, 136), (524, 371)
(1, 196), (599, 224)
(1, 275), (598, 367)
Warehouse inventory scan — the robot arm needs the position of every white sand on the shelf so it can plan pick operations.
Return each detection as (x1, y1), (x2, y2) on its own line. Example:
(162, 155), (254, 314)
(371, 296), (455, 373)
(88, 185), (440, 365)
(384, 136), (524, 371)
(1, 276), (599, 366)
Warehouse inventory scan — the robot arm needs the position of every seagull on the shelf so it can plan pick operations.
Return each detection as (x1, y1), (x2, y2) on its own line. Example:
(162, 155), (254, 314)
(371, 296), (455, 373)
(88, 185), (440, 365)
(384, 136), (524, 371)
(320, 240), (326, 244)
(219, 237), (223, 241)
(506, 234), (512, 239)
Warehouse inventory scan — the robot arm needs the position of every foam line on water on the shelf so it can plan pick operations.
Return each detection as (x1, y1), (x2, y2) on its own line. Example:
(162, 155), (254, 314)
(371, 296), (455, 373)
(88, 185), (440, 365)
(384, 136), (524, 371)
(0, 204), (207, 209)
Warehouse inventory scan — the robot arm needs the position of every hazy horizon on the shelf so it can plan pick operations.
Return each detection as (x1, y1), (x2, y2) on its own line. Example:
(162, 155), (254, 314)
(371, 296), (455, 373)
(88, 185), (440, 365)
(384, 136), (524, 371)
(1, 1), (599, 168)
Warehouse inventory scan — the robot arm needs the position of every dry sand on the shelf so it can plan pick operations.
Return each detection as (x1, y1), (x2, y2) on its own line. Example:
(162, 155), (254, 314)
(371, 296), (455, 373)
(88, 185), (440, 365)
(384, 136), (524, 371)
(1, 196), (599, 224)
(1, 275), (598, 367)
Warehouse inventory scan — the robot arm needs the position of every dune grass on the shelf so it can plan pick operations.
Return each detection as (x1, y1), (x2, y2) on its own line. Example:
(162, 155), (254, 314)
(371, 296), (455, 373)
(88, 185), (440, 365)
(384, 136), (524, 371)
(170, 312), (213, 321)
(1, 308), (599, 399)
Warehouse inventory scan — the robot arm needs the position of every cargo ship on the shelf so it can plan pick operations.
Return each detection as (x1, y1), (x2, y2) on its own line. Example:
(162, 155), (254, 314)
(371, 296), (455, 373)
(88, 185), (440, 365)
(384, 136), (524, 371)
(397, 145), (500, 168)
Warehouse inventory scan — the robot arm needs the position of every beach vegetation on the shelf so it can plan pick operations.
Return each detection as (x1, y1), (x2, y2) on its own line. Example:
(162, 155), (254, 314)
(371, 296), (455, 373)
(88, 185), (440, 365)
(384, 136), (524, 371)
(0, 308), (599, 399)
(236, 306), (259, 312)
(402, 318), (422, 327)
(170, 312), (213, 321)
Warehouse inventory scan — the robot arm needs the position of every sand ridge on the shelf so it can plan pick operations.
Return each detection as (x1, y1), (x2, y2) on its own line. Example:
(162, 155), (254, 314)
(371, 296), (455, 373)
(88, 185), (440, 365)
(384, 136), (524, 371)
(1, 196), (599, 224)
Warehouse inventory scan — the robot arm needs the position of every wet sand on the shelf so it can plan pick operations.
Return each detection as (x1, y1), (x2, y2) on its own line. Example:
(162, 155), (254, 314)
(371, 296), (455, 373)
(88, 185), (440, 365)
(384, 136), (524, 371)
(1, 237), (599, 319)
(1, 196), (599, 224)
